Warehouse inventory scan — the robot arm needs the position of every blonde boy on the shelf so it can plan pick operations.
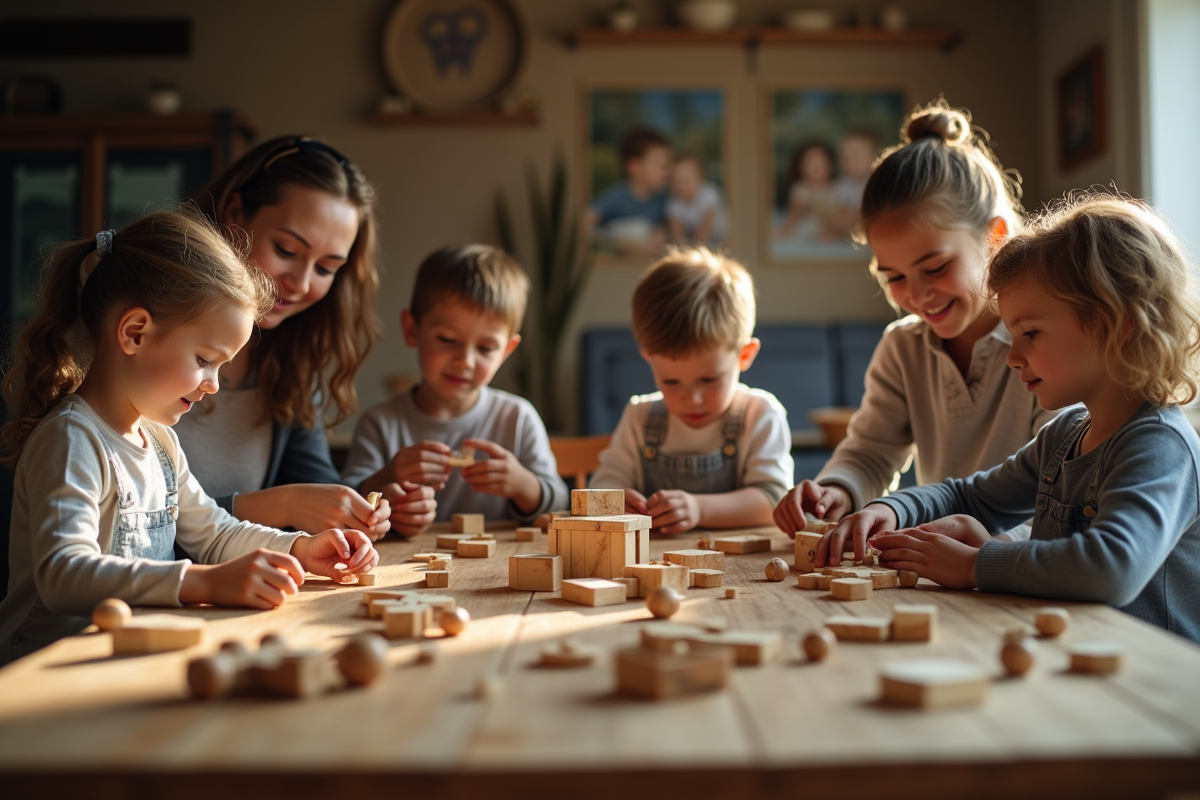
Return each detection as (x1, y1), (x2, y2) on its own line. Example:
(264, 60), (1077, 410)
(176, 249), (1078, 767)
(590, 248), (794, 534)
(342, 245), (569, 533)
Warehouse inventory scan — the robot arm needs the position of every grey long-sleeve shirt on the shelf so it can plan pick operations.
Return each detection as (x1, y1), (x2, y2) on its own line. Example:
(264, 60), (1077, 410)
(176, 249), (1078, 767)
(874, 403), (1200, 642)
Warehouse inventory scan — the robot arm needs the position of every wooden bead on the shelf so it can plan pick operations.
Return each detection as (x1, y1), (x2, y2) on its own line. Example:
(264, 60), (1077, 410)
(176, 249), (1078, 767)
(92, 598), (131, 631)
(187, 653), (237, 699)
(1000, 638), (1036, 677)
(336, 633), (389, 686)
(898, 570), (919, 587)
(440, 608), (471, 637)
(1035, 607), (1070, 637)
(646, 585), (681, 619)
(764, 558), (789, 582)
(803, 629), (836, 662)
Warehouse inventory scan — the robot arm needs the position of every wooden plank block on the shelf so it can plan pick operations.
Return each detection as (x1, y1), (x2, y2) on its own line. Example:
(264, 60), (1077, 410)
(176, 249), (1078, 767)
(110, 615), (204, 655)
(1069, 643), (1125, 674)
(690, 630), (783, 665)
(427, 556), (451, 571)
(663, 549), (726, 570)
(451, 513), (485, 534)
(796, 572), (822, 590)
(249, 650), (335, 698)
(637, 527), (650, 564)
(711, 534), (772, 554)
(547, 526), (559, 555)
(508, 554), (562, 592)
(515, 527), (539, 542)
(879, 659), (989, 709)
(824, 615), (890, 642)
(623, 563), (689, 597)
(383, 605), (432, 639)
(794, 532), (823, 572)
(893, 603), (937, 642)
(640, 624), (705, 652)
(691, 568), (724, 588)
(830, 578), (872, 601)
(362, 588), (418, 607)
(870, 570), (900, 589)
(615, 645), (732, 699)
(613, 576), (639, 598)
(425, 570), (449, 588)
(561, 578), (627, 607)
(435, 533), (471, 550)
(548, 514), (652, 532)
(571, 489), (625, 516)
(457, 538), (496, 558)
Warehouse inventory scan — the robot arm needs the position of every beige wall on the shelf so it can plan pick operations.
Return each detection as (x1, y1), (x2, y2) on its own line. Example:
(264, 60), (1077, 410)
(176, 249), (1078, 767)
(6, 0), (1050, 433)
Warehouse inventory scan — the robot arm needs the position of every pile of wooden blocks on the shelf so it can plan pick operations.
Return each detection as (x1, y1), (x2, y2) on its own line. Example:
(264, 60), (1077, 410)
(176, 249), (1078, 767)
(823, 603), (937, 643)
(539, 491), (651, 605)
(360, 589), (459, 640)
(793, 516), (917, 594)
(615, 623), (783, 699)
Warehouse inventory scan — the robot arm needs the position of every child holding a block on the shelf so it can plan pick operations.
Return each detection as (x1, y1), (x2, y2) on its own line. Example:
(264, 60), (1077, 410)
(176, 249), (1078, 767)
(342, 245), (569, 531)
(837, 194), (1200, 641)
(590, 248), (793, 534)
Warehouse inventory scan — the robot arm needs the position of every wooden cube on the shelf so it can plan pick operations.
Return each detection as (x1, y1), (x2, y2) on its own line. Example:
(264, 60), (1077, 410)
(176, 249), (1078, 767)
(816, 574), (834, 590)
(556, 527), (643, 580)
(624, 563), (689, 598)
(515, 527), (539, 542)
(428, 556), (451, 571)
(830, 578), (873, 601)
(892, 603), (937, 642)
(690, 568), (724, 588)
(615, 576), (639, 598)
(452, 513), (485, 534)
(615, 645), (732, 699)
(571, 489), (625, 517)
(690, 629), (783, 665)
(508, 554), (562, 592)
(824, 615), (890, 642)
(250, 650), (333, 698)
(561, 578), (627, 607)
(794, 532), (824, 573)
(796, 572), (822, 590)
(879, 659), (989, 709)
(711, 534), (772, 554)
(1069, 642), (1124, 675)
(411, 594), (457, 615)
(435, 534), (470, 550)
(383, 604), (432, 639)
(870, 570), (900, 589)
(457, 538), (496, 558)
(425, 570), (449, 588)
(111, 615), (204, 655)
(663, 549), (726, 571)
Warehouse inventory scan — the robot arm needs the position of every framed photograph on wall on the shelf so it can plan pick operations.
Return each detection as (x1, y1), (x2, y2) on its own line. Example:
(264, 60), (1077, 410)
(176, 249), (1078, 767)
(1057, 47), (1107, 171)
(583, 82), (731, 265)
(763, 84), (907, 265)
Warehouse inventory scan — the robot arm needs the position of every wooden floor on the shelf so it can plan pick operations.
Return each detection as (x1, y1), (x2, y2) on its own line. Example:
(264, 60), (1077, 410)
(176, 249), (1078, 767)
(1, 524), (1198, 799)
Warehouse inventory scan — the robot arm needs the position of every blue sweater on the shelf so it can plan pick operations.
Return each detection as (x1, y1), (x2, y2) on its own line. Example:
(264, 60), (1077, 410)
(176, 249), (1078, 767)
(875, 403), (1200, 642)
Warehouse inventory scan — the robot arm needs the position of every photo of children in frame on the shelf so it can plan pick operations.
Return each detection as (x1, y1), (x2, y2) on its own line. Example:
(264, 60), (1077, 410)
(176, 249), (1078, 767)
(768, 87), (906, 262)
(586, 86), (728, 260)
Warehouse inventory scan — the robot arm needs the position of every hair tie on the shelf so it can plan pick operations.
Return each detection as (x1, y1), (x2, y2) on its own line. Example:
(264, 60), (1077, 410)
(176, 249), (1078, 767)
(95, 230), (115, 259)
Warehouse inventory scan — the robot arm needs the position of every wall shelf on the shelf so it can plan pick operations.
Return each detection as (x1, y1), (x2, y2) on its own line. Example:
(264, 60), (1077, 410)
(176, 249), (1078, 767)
(565, 27), (962, 52)
(368, 109), (539, 127)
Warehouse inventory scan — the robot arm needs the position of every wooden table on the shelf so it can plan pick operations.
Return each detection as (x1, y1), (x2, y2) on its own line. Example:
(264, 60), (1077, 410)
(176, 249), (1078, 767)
(1, 525), (1198, 800)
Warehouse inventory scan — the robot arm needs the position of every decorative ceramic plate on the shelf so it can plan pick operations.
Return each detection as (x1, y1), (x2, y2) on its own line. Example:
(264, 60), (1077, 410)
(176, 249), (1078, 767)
(381, 0), (528, 112)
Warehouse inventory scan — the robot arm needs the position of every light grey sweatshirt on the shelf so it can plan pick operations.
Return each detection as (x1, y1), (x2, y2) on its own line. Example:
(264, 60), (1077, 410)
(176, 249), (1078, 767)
(874, 403), (1200, 642)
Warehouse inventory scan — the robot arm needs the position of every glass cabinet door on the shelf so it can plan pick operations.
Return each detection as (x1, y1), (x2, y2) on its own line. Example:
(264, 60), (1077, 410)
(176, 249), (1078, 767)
(105, 148), (211, 230)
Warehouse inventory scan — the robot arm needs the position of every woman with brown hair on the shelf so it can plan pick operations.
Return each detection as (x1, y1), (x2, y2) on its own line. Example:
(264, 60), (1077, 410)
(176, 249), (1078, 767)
(176, 135), (436, 540)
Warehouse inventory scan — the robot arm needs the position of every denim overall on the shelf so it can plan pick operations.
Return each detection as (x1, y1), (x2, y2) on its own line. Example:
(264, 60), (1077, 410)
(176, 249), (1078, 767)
(1034, 416), (1106, 541)
(104, 426), (179, 561)
(640, 394), (748, 495)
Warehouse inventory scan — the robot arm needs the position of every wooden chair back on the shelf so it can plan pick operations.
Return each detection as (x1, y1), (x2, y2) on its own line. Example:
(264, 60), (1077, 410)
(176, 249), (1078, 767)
(549, 434), (612, 490)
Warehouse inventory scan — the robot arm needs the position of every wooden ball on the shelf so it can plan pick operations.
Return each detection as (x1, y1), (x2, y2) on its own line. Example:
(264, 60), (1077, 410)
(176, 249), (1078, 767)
(1035, 607), (1070, 637)
(336, 633), (389, 686)
(440, 608), (471, 637)
(646, 585), (682, 619)
(765, 558), (789, 582)
(802, 629), (836, 662)
(92, 598), (131, 631)
(1000, 639), (1036, 677)
(187, 653), (237, 699)
(898, 570), (919, 587)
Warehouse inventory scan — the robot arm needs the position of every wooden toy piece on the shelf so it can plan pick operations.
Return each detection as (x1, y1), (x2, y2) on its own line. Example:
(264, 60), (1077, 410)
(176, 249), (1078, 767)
(332, 563), (359, 585)
(646, 585), (682, 619)
(764, 558), (789, 582)
(357, 572), (378, 586)
(362, 588), (418, 608)
(425, 570), (449, 588)
(725, 588), (738, 599)
(663, 549), (726, 571)
(416, 643), (440, 664)
(447, 445), (476, 468)
(794, 531), (824, 573)
(711, 534), (772, 554)
(1069, 642), (1124, 675)
(615, 576), (639, 598)
(899, 570), (919, 587)
(428, 556), (451, 571)
(435, 533), (471, 550)
(366, 491), (383, 510)
(691, 629), (783, 666)
(251, 649), (337, 699)
(111, 615), (204, 655)
(509, 554), (563, 592)
(411, 594), (457, 614)
(571, 488), (625, 517)
(801, 514), (838, 535)
(624, 563), (689, 597)
(813, 575), (832, 590)
(830, 577), (873, 601)
(824, 615), (890, 642)
(452, 513), (485, 534)
(870, 570), (899, 589)
(383, 604), (433, 639)
(879, 659), (989, 709)
(686, 569), (696, 588)
(696, 535), (713, 550)
(555, 525), (643, 580)
(690, 568), (724, 588)
(796, 572), (822, 590)
(457, 538), (496, 558)
(562, 577), (628, 607)
(1036, 607), (1070, 637)
(411, 552), (441, 562)
(540, 639), (600, 668)
(187, 652), (239, 699)
(549, 512), (652, 532)
(640, 624), (704, 652)
(93, 598), (132, 631)
(335, 633), (389, 687)
(892, 603), (938, 643)
(475, 674), (504, 700)
(534, 513), (552, 530)
(369, 599), (412, 620)
(1000, 631), (1037, 677)
(615, 643), (733, 699)
(515, 527), (539, 542)
(440, 607), (471, 636)
(803, 628), (837, 662)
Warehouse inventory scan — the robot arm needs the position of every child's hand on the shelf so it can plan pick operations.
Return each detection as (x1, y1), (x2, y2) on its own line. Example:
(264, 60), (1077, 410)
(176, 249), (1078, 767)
(816, 502), (898, 567)
(278, 484), (391, 540)
(904, 514), (992, 548)
(381, 481), (437, 539)
(645, 489), (701, 535)
(388, 441), (453, 489)
(460, 439), (542, 514)
(872, 528), (980, 590)
(179, 549), (304, 609)
(290, 529), (378, 580)
(773, 480), (852, 537)
(624, 488), (650, 515)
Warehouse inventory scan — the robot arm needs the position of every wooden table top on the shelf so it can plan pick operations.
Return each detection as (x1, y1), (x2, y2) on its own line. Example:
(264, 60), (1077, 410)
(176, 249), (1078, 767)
(1, 524), (1198, 800)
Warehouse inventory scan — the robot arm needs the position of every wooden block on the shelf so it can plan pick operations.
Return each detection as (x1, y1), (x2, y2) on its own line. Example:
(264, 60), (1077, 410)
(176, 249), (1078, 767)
(1036, 607), (1070, 637)
(725, 588), (738, 599)
(615, 645), (732, 699)
(447, 446), (476, 468)
(686, 569), (696, 588)
(410, 594), (456, 614)
(515, 527), (539, 542)
(892, 603), (937, 642)
(549, 513), (652, 532)
(357, 572), (378, 586)
(690, 629), (783, 665)
(540, 640), (601, 668)
(424, 570), (449, 588)
(508, 554), (563, 592)
(637, 527), (650, 564)
(624, 563), (689, 598)
(412, 552), (442, 562)
(802, 515), (837, 535)
(571, 488), (625, 516)
(794, 532), (824, 572)
(879, 659), (989, 709)
(369, 599), (413, 620)
(250, 650), (334, 698)
(428, 556), (451, 571)
(615, 576), (639, 598)
(1069, 642), (1124, 675)
(451, 513), (485, 534)
(663, 549), (726, 571)
(899, 570), (919, 587)
(457, 538), (496, 558)
(830, 578), (873, 601)
(110, 615), (204, 656)
(547, 527), (559, 555)
(640, 623), (704, 652)
(435, 534), (470, 550)
(796, 572), (822, 590)
(556, 528), (633, 580)
(824, 615), (890, 642)
(691, 568), (724, 588)
(870, 570), (899, 589)
(561, 578), (627, 607)
(712, 534), (772, 554)
(383, 604), (432, 639)
(816, 574), (834, 590)
(362, 589), (418, 607)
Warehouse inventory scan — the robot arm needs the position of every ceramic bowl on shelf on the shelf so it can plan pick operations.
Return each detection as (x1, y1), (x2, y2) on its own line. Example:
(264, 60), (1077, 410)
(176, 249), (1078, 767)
(782, 9), (836, 31)
(676, 0), (737, 31)
(808, 406), (857, 448)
